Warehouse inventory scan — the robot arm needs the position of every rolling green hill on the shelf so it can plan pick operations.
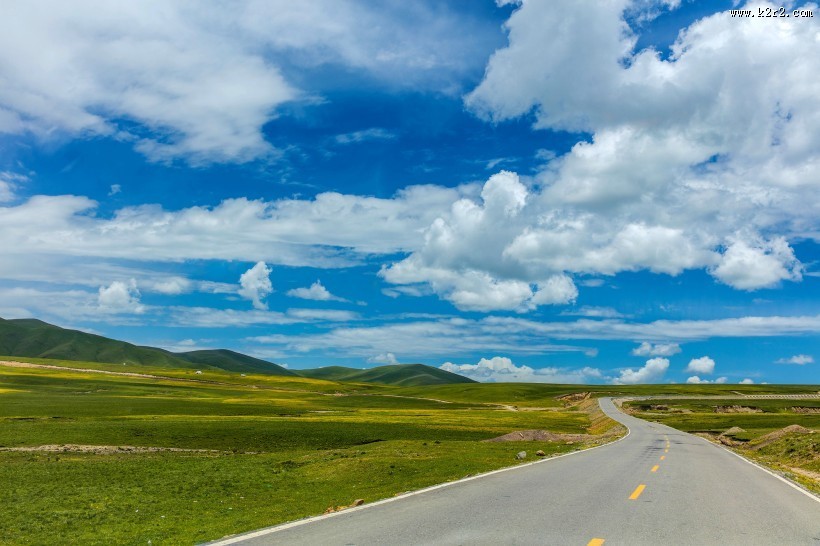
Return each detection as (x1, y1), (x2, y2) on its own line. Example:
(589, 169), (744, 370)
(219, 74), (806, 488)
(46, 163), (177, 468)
(0, 317), (289, 375)
(177, 349), (294, 376)
(0, 317), (194, 369)
(296, 363), (476, 386)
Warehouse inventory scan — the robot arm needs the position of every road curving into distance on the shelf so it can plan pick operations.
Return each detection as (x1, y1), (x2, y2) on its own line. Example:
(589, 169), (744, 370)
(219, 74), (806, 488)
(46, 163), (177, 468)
(208, 397), (820, 546)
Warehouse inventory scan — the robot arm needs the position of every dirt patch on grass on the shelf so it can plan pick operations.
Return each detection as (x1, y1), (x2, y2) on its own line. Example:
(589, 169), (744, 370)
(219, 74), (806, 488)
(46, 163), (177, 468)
(557, 392), (590, 405)
(0, 444), (220, 454)
(714, 405), (763, 413)
(720, 426), (746, 437)
(746, 425), (813, 451)
(791, 407), (820, 414)
(484, 430), (595, 443)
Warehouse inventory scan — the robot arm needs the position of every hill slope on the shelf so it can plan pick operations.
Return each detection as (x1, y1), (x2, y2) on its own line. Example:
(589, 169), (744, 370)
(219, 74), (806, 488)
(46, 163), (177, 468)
(0, 317), (289, 375)
(296, 363), (476, 386)
(0, 317), (194, 368)
(177, 349), (294, 376)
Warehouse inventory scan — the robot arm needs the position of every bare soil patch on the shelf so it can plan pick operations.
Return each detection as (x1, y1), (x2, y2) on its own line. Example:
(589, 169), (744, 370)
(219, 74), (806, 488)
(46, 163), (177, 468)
(791, 407), (820, 414)
(484, 430), (595, 443)
(714, 405), (763, 414)
(0, 444), (219, 455)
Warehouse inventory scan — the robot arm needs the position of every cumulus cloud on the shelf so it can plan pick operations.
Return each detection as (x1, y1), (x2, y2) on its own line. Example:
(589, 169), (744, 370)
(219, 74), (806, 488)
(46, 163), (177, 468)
(149, 276), (193, 295)
(0, 2), (492, 164)
(238, 262), (273, 310)
(612, 357), (669, 385)
(287, 280), (345, 302)
(381, 171), (579, 311)
(739, 378), (755, 385)
(631, 342), (681, 357)
(403, 0), (820, 309)
(367, 352), (399, 365)
(686, 375), (727, 384)
(776, 354), (814, 365)
(711, 237), (802, 290)
(440, 356), (603, 384)
(98, 279), (144, 313)
(685, 356), (715, 375)
(0, 184), (470, 271)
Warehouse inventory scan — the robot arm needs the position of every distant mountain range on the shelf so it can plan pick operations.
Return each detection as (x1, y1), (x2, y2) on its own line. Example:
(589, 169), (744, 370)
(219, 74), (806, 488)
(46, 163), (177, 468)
(0, 317), (474, 386)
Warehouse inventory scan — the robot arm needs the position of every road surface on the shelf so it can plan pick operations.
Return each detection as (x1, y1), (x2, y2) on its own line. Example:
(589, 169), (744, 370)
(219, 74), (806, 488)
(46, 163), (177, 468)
(209, 398), (820, 545)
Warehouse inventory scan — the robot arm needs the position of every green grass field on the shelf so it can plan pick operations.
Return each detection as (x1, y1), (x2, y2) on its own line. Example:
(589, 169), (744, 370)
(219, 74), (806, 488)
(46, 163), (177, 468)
(2, 357), (817, 544)
(0, 359), (606, 545)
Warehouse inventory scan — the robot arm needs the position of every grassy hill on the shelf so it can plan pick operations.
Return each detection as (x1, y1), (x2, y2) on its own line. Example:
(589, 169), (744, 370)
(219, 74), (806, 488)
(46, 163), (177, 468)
(177, 349), (294, 376)
(0, 317), (290, 375)
(0, 317), (194, 369)
(296, 363), (476, 386)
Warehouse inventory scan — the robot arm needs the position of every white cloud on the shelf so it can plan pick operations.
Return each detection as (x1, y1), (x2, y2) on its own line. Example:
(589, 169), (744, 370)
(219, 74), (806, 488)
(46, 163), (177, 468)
(250, 319), (592, 358)
(686, 375), (727, 384)
(711, 237), (802, 290)
(408, 0), (820, 309)
(367, 352), (399, 365)
(381, 171), (579, 311)
(631, 342), (681, 357)
(287, 280), (345, 302)
(612, 357), (669, 385)
(0, 2), (494, 164)
(335, 128), (395, 145)
(238, 262), (273, 310)
(98, 279), (144, 313)
(108, 184), (121, 196)
(247, 313), (820, 360)
(440, 356), (603, 384)
(0, 171), (27, 202)
(685, 356), (716, 375)
(0, 184), (471, 271)
(739, 378), (755, 385)
(149, 276), (193, 295)
(776, 354), (814, 365)
(170, 306), (357, 328)
(563, 306), (624, 318)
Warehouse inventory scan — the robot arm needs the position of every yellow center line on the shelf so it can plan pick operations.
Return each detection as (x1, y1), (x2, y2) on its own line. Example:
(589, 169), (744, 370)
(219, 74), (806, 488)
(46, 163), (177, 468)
(660, 455), (665, 460)
(651, 465), (659, 472)
(664, 448), (669, 453)
(587, 539), (605, 546)
(629, 484), (646, 500)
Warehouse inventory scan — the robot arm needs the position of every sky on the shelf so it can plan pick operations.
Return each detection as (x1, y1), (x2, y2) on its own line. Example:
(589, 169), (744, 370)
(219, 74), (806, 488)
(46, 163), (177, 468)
(0, 0), (818, 385)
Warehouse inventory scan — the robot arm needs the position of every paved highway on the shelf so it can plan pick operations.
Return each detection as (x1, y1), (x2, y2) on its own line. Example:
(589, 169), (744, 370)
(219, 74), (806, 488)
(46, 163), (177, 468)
(210, 398), (820, 545)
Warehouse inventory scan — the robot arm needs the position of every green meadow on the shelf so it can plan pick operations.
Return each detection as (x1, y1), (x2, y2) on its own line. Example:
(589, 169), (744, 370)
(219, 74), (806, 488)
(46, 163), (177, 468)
(0, 360), (607, 545)
(2, 358), (817, 544)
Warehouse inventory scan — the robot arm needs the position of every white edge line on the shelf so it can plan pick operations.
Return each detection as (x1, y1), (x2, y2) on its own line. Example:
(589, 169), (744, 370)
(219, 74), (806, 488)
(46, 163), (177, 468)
(688, 430), (820, 504)
(205, 398), (631, 545)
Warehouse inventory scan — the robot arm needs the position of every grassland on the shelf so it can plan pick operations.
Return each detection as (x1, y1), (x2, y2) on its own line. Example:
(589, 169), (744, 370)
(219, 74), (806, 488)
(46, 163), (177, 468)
(3, 357), (817, 544)
(624, 397), (820, 493)
(0, 359), (610, 545)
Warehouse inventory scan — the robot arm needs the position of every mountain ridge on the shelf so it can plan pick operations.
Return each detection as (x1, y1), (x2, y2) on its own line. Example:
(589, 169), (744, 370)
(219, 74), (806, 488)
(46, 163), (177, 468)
(0, 317), (473, 385)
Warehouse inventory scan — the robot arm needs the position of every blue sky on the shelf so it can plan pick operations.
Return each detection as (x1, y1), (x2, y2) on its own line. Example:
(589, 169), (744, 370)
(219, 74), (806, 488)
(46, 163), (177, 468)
(0, 0), (818, 384)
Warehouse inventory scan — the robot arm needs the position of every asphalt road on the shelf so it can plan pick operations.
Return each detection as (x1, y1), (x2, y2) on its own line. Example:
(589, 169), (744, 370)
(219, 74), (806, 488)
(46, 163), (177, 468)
(210, 398), (820, 545)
